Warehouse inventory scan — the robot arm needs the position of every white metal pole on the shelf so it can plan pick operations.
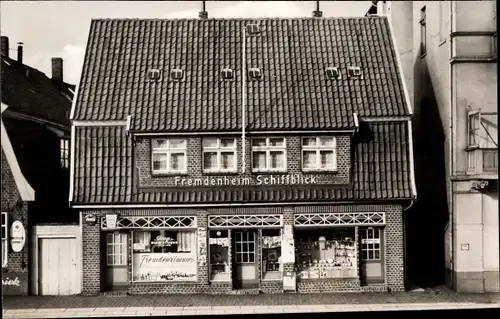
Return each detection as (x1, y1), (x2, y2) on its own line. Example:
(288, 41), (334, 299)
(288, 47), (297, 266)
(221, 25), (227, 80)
(241, 26), (247, 174)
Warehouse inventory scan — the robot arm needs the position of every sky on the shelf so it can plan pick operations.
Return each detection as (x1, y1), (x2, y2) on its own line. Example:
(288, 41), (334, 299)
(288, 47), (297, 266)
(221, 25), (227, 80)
(1, 1), (371, 85)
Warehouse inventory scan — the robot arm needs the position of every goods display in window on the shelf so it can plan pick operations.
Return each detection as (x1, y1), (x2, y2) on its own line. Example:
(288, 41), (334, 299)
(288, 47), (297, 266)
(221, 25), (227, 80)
(295, 236), (357, 279)
(209, 231), (230, 281)
(262, 236), (281, 273)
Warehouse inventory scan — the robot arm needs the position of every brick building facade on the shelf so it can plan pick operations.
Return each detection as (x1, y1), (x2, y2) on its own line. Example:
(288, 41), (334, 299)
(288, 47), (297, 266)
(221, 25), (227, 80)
(71, 16), (416, 296)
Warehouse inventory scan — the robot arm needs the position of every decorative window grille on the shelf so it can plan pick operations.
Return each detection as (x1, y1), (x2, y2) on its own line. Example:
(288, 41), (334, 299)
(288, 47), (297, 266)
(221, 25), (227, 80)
(101, 216), (197, 229)
(2, 212), (7, 268)
(208, 215), (282, 228)
(106, 232), (127, 266)
(151, 138), (187, 174)
(251, 137), (286, 172)
(294, 213), (386, 227)
(301, 136), (336, 171)
(203, 137), (237, 172)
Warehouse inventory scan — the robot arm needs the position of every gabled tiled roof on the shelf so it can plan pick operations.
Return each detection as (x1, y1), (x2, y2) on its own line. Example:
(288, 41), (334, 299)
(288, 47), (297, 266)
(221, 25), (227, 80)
(73, 17), (410, 132)
(1, 56), (73, 127)
(71, 121), (414, 205)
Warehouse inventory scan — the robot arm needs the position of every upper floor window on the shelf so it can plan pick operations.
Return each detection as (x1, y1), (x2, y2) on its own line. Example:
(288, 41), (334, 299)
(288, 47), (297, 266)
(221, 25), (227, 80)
(252, 137), (286, 172)
(203, 137), (237, 172)
(302, 136), (336, 171)
(60, 138), (69, 170)
(419, 6), (427, 56)
(151, 138), (187, 174)
(2, 212), (7, 268)
(467, 110), (498, 149)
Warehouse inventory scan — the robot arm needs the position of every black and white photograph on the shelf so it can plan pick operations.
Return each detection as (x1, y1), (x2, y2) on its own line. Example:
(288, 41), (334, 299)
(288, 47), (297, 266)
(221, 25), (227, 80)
(1, 0), (499, 318)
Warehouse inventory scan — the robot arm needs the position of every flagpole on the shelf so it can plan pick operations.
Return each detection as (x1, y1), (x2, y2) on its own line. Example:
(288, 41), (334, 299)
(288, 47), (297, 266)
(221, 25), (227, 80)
(241, 26), (247, 174)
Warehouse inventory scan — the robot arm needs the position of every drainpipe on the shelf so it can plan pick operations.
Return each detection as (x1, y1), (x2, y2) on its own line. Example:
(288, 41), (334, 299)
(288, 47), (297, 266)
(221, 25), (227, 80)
(241, 26), (247, 173)
(449, 1), (455, 289)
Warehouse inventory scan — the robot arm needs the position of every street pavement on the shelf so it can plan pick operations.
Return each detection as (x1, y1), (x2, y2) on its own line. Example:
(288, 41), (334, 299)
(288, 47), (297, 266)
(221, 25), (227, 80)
(2, 286), (499, 318)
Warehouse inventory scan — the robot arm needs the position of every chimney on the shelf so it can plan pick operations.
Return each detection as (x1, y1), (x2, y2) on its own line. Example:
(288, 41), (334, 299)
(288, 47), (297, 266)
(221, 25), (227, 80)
(17, 42), (23, 64)
(199, 0), (208, 19)
(1, 36), (8, 57)
(51, 57), (64, 83)
(313, 1), (323, 18)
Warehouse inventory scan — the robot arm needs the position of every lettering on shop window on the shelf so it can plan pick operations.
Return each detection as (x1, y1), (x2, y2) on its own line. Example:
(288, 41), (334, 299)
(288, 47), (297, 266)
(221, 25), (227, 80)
(2, 276), (20, 287)
(151, 236), (178, 247)
(139, 255), (194, 267)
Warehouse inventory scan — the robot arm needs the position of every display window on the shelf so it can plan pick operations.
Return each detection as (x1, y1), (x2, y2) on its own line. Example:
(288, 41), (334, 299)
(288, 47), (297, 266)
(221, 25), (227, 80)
(261, 229), (282, 280)
(294, 227), (356, 279)
(131, 230), (197, 282)
(209, 230), (230, 281)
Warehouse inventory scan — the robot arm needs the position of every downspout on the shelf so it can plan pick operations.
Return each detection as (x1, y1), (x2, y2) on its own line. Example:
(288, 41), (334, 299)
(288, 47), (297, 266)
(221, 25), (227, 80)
(449, 1), (455, 288)
(241, 26), (247, 173)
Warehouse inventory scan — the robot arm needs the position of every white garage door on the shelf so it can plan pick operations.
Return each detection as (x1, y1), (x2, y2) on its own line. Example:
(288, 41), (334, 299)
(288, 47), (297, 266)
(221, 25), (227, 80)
(39, 237), (79, 295)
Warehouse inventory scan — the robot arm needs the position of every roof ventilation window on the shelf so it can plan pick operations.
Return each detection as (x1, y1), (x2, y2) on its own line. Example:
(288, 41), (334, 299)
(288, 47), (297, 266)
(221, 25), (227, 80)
(246, 23), (261, 35)
(147, 68), (162, 81)
(248, 68), (263, 80)
(220, 68), (234, 80)
(347, 66), (363, 79)
(325, 67), (341, 80)
(170, 68), (185, 81)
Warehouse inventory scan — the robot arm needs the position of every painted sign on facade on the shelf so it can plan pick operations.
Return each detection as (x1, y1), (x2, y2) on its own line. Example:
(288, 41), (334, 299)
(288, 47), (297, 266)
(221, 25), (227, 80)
(174, 175), (325, 187)
(10, 221), (25, 253)
(2, 271), (27, 295)
(132, 253), (197, 282)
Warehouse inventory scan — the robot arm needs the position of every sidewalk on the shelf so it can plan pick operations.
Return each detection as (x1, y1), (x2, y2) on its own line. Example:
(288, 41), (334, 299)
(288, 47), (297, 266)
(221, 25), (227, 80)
(3, 286), (500, 318)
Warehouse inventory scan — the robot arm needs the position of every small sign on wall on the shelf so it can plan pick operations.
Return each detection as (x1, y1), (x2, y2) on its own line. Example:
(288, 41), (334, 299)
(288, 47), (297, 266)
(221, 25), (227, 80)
(105, 214), (117, 229)
(10, 221), (25, 253)
(461, 243), (470, 251)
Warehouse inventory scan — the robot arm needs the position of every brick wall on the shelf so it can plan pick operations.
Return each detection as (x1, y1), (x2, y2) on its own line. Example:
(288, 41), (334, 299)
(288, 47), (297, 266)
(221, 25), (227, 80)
(81, 203), (405, 295)
(1, 147), (29, 296)
(135, 134), (351, 188)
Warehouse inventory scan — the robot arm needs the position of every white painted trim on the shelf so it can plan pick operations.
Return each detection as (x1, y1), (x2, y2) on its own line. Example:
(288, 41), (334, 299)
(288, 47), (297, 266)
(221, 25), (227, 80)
(36, 234), (77, 239)
(353, 113), (359, 129)
(68, 125), (75, 202)
(126, 115), (132, 132)
(132, 130), (355, 136)
(1, 104), (35, 202)
(387, 16), (414, 116)
(69, 76), (80, 121)
(407, 120), (417, 198)
(361, 116), (411, 122)
(72, 120), (127, 127)
(71, 200), (408, 209)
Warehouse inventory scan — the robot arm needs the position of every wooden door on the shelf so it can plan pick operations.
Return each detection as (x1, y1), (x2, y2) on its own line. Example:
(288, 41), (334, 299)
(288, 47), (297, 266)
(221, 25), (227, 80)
(105, 232), (129, 289)
(232, 230), (258, 289)
(359, 227), (385, 285)
(39, 237), (79, 295)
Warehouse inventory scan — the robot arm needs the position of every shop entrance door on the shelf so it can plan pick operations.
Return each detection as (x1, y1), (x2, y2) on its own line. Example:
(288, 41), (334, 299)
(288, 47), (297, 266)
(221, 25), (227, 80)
(359, 227), (385, 285)
(232, 230), (258, 289)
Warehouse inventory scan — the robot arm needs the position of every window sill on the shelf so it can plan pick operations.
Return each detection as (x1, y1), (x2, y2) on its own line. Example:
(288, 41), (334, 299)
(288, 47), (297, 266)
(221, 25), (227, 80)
(151, 171), (189, 177)
(301, 169), (338, 174)
(132, 281), (197, 284)
(252, 170), (288, 175)
(202, 171), (240, 176)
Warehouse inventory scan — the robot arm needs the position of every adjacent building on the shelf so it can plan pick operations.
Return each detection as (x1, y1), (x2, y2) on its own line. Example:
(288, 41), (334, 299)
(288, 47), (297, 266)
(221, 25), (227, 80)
(70, 14), (417, 295)
(1, 36), (79, 295)
(370, 1), (498, 292)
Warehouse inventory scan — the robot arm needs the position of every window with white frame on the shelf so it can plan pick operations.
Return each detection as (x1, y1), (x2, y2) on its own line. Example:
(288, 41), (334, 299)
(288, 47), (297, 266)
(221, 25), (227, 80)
(106, 232), (127, 266)
(203, 138), (237, 172)
(467, 110), (498, 149)
(251, 137), (286, 172)
(151, 138), (187, 174)
(360, 228), (381, 260)
(302, 136), (336, 171)
(2, 212), (7, 268)
(60, 139), (69, 169)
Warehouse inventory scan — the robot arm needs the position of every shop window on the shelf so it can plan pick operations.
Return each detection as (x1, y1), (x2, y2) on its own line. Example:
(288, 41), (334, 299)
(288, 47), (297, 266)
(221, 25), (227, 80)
(295, 228), (356, 279)
(132, 230), (197, 282)
(251, 137), (286, 172)
(151, 138), (187, 174)
(106, 232), (127, 266)
(60, 138), (69, 170)
(234, 231), (255, 263)
(2, 212), (7, 268)
(261, 229), (282, 280)
(203, 137), (237, 172)
(301, 136), (336, 171)
(209, 230), (230, 281)
(360, 228), (381, 260)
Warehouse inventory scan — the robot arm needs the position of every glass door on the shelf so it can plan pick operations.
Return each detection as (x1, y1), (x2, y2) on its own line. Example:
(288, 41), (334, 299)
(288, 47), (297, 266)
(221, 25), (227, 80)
(359, 227), (384, 285)
(232, 230), (258, 289)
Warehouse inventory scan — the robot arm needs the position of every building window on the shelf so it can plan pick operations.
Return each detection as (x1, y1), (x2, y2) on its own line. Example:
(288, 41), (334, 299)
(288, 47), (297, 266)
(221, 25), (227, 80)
(301, 136), (336, 171)
(132, 230), (197, 282)
(468, 110), (498, 149)
(106, 232), (127, 266)
(360, 228), (381, 260)
(209, 230), (230, 281)
(2, 212), (7, 268)
(60, 139), (69, 169)
(151, 138), (187, 174)
(203, 138), (237, 172)
(261, 229), (282, 280)
(420, 6), (427, 56)
(251, 137), (286, 172)
(295, 228), (356, 279)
